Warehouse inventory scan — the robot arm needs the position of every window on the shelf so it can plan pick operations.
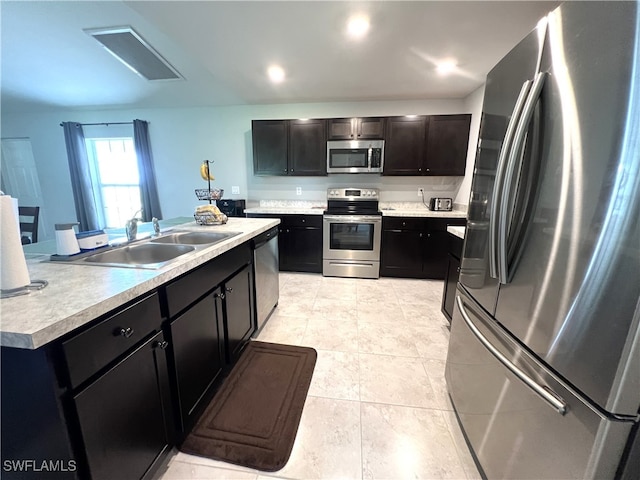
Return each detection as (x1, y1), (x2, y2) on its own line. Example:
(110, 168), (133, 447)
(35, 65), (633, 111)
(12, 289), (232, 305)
(85, 138), (141, 228)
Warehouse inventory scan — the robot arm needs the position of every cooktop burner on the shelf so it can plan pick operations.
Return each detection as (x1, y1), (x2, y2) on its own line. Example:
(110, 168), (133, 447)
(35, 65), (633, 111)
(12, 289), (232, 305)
(325, 188), (380, 215)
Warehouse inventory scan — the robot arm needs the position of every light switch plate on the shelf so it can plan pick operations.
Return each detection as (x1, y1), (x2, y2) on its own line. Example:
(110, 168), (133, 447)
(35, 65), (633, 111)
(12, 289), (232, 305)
(296, 187), (302, 195)
(232, 186), (240, 195)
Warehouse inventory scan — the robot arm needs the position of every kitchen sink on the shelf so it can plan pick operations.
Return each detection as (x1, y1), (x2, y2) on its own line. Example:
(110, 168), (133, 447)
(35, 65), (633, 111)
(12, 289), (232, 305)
(49, 230), (243, 269)
(83, 243), (196, 269)
(149, 230), (241, 245)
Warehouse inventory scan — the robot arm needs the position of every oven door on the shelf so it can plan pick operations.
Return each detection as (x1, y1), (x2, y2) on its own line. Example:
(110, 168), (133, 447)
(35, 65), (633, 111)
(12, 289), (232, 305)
(323, 215), (381, 262)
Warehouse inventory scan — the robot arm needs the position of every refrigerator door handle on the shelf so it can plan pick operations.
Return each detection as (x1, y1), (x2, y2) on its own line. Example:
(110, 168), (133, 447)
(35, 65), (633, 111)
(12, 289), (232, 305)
(456, 295), (568, 415)
(489, 80), (532, 279)
(497, 72), (548, 284)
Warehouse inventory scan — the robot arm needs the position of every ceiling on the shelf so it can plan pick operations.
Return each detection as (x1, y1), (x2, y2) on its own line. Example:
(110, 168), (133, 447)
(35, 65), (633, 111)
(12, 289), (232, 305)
(0, 1), (557, 113)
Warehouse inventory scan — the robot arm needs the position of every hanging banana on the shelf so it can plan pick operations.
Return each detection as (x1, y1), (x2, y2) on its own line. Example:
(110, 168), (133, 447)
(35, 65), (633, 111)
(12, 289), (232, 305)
(200, 161), (215, 181)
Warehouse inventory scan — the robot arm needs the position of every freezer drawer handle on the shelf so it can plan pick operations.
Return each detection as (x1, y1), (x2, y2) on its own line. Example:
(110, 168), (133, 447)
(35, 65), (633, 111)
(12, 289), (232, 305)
(456, 295), (568, 415)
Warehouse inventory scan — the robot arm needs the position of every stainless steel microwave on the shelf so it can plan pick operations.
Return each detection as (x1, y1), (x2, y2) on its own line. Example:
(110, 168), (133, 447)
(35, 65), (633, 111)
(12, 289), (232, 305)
(326, 140), (384, 174)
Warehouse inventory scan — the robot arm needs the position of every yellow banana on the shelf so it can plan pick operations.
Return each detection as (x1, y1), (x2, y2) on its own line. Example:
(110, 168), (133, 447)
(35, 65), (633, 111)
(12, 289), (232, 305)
(200, 161), (215, 181)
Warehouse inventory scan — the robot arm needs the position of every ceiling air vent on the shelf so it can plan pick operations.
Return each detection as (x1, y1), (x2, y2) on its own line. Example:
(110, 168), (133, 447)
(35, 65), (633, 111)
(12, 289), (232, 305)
(84, 26), (182, 81)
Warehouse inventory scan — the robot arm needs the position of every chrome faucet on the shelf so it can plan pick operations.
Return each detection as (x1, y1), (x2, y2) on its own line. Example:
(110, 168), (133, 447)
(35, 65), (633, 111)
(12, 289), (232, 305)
(125, 209), (143, 242)
(152, 217), (160, 236)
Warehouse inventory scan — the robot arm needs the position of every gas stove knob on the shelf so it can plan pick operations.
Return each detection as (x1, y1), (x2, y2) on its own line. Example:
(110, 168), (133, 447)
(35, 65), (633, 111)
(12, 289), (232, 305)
(364, 191), (371, 197)
(371, 191), (377, 196)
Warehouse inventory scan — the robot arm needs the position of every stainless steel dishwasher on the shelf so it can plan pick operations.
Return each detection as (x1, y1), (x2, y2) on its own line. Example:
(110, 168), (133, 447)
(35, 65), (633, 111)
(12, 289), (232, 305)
(252, 226), (279, 334)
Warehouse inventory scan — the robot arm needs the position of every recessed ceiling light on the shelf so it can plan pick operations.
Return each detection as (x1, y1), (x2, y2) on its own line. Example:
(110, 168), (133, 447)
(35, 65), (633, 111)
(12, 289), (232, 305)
(436, 60), (458, 76)
(347, 15), (370, 38)
(267, 65), (285, 83)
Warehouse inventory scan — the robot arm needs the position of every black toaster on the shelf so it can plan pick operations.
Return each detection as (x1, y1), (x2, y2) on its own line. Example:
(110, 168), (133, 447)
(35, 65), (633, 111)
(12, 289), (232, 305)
(429, 197), (453, 211)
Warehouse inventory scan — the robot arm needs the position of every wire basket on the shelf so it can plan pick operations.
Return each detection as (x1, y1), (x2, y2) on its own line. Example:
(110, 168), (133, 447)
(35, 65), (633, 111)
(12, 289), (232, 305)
(195, 188), (224, 201)
(194, 212), (228, 226)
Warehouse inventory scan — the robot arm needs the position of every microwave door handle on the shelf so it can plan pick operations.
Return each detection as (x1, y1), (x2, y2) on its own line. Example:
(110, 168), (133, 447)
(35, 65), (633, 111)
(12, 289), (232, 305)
(489, 80), (532, 280)
(367, 147), (372, 171)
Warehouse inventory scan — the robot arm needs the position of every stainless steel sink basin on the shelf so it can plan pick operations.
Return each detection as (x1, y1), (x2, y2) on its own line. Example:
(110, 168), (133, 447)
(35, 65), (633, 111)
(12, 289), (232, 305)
(149, 231), (241, 245)
(83, 243), (196, 269)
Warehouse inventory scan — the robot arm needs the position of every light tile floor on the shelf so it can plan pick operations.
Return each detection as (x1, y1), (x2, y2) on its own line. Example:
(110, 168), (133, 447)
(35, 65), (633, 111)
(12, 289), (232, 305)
(160, 273), (481, 480)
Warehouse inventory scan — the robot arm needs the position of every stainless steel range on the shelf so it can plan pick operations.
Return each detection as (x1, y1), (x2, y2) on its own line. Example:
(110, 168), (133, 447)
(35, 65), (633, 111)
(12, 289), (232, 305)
(322, 187), (381, 279)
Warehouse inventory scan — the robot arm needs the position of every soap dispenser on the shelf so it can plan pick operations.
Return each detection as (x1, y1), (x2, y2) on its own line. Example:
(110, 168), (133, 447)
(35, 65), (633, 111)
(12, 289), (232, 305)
(55, 223), (80, 255)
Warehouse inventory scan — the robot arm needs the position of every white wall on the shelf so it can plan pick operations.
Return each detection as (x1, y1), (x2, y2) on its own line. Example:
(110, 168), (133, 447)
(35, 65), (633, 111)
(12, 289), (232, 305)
(1, 94), (485, 239)
(455, 84), (486, 205)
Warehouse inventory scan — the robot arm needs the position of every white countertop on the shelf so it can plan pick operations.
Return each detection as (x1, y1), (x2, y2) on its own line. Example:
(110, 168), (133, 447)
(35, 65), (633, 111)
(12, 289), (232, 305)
(245, 201), (467, 218)
(0, 217), (279, 350)
(447, 226), (466, 239)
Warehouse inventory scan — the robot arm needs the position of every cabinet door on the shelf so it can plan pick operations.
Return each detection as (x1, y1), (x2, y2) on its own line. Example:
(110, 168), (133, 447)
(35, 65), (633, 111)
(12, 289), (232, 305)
(424, 114), (471, 175)
(223, 264), (254, 363)
(170, 292), (224, 434)
(328, 118), (356, 139)
(442, 253), (461, 322)
(383, 116), (427, 175)
(285, 226), (323, 273)
(357, 117), (385, 139)
(380, 229), (424, 278)
(288, 119), (327, 175)
(328, 117), (385, 140)
(252, 120), (288, 175)
(74, 332), (172, 480)
(422, 230), (451, 279)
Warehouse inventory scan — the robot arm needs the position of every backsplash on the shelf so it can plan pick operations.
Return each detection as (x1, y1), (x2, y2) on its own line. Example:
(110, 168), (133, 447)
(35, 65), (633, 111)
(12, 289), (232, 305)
(246, 175), (464, 204)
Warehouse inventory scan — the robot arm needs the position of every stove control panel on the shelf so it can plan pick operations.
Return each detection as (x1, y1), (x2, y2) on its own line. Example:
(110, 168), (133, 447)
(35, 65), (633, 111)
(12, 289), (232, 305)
(327, 188), (379, 200)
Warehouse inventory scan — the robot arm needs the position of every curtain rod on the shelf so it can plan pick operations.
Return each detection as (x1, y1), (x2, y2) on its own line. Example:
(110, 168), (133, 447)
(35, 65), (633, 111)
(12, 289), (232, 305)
(59, 121), (134, 127)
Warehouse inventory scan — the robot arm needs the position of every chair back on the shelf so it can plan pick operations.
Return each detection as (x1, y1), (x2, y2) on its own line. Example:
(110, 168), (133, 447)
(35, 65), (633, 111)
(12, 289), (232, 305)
(19, 206), (40, 244)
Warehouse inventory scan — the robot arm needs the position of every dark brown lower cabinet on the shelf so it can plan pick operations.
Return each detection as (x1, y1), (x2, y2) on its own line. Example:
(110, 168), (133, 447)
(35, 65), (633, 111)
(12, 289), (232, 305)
(73, 331), (173, 480)
(381, 217), (466, 279)
(246, 214), (322, 273)
(442, 254), (461, 322)
(441, 232), (465, 322)
(221, 264), (255, 363)
(169, 292), (224, 437)
(380, 228), (424, 277)
(166, 244), (255, 440)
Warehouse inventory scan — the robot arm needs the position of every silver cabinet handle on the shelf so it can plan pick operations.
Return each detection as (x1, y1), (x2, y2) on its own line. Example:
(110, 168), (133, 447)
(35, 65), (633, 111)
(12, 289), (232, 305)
(456, 295), (567, 415)
(117, 327), (134, 338)
(154, 340), (169, 350)
(489, 80), (532, 279)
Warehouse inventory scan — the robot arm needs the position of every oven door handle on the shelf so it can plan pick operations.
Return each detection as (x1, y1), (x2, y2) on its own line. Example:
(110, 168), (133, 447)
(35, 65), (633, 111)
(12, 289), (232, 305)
(323, 215), (382, 223)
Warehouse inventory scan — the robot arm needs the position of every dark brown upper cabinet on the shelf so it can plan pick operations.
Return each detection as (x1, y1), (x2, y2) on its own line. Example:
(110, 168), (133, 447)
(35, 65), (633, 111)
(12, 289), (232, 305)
(288, 119), (327, 176)
(252, 120), (288, 175)
(252, 119), (327, 176)
(424, 114), (472, 176)
(383, 116), (428, 175)
(328, 117), (385, 140)
(382, 114), (471, 176)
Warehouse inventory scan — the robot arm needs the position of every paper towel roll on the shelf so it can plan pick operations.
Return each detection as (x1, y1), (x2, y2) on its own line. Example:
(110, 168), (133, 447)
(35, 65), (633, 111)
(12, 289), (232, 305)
(0, 195), (31, 290)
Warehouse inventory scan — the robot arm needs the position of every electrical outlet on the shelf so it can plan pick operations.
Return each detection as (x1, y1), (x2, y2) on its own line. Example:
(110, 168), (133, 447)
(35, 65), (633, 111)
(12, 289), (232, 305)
(418, 188), (424, 197)
(231, 186), (240, 195)
(296, 187), (302, 196)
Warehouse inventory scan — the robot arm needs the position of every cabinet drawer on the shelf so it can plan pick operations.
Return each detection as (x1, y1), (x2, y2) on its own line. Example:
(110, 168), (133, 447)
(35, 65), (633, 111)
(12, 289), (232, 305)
(383, 217), (424, 231)
(280, 215), (322, 229)
(62, 293), (162, 389)
(165, 242), (251, 318)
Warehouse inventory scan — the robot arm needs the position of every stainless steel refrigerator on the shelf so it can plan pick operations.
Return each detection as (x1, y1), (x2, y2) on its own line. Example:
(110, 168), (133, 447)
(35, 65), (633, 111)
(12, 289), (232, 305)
(445, 2), (640, 479)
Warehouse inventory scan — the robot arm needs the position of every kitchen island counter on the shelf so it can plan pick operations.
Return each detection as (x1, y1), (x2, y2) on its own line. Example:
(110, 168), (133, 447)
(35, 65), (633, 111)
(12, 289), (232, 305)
(0, 217), (279, 349)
